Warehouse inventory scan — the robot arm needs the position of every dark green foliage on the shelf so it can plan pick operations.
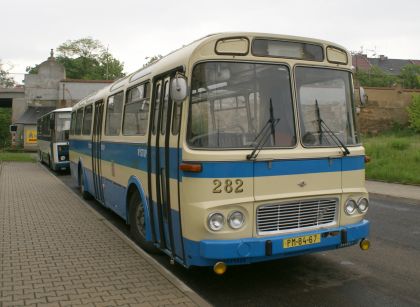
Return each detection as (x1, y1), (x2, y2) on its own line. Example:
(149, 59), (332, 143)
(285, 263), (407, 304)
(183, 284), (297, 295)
(355, 66), (397, 87)
(355, 64), (420, 89)
(0, 109), (12, 149)
(407, 94), (420, 132)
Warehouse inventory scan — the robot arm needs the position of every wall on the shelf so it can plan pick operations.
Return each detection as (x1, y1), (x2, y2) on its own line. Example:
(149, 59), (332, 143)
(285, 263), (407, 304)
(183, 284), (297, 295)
(357, 87), (420, 134)
(58, 81), (112, 107)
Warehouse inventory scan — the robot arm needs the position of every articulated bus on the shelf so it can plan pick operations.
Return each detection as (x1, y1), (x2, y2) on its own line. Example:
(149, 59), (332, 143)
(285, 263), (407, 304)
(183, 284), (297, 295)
(69, 33), (370, 273)
(37, 107), (72, 171)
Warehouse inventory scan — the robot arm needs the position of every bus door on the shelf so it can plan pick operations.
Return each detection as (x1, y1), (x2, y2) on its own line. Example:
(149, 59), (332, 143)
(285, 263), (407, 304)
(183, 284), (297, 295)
(148, 74), (184, 262)
(92, 100), (105, 204)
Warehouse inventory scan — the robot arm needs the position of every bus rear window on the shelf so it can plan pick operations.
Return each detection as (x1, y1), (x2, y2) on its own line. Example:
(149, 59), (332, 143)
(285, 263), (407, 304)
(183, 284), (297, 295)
(252, 39), (324, 61)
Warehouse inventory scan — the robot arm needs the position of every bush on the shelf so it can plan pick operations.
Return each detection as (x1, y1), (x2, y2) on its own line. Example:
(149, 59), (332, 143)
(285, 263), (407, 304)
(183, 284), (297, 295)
(407, 94), (420, 132)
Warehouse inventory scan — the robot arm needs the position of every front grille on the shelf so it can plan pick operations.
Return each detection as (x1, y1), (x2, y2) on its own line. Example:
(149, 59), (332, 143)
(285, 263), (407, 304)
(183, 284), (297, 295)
(257, 198), (338, 235)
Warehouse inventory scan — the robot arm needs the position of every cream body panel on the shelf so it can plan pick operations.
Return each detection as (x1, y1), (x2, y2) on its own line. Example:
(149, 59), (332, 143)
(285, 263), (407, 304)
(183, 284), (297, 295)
(254, 171), (341, 202)
(180, 176), (254, 241)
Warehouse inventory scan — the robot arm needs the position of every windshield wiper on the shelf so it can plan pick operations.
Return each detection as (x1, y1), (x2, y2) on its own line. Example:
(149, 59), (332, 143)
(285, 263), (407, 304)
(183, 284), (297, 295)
(247, 99), (280, 160)
(314, 99), (350, 156)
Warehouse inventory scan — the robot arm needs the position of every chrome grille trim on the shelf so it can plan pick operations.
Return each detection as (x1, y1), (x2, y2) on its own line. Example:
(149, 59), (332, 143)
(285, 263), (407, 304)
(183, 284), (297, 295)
(256, 198), (338, 235)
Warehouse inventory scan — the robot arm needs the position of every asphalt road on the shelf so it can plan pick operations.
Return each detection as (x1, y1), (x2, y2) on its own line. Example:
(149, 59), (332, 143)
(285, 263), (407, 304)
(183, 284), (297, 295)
(56, 168), (420, 307)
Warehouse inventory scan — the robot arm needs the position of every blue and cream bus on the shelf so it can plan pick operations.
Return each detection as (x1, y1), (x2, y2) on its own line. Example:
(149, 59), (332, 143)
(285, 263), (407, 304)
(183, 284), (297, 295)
(69, 32), (370, 273)
(37, 107), (72, 171)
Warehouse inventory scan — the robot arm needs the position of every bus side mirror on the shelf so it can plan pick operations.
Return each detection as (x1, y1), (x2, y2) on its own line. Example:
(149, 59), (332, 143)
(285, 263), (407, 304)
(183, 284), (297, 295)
(170, 75), (188, 103)
(359, 87), (367, 106)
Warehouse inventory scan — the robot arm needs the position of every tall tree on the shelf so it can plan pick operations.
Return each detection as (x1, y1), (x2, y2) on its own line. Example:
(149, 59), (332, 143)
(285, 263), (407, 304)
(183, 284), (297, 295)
(27, 38), (125, 80)
(0, 60), (16, 88)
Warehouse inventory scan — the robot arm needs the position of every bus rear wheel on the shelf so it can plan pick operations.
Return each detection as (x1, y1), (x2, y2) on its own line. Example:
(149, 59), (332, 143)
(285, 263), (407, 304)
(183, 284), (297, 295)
(129, 191), (159, 254)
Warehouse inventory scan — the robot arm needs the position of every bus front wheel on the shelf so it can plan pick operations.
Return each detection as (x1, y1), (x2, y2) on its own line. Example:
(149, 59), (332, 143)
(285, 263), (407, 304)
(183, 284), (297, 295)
(79, 169), (91, 200)
(129, 191), (159, 254)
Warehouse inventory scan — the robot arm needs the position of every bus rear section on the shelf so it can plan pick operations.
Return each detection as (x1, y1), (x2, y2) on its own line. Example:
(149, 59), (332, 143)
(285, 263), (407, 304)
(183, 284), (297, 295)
(179, 60), (369, 268)
(37, 108), (71, 171)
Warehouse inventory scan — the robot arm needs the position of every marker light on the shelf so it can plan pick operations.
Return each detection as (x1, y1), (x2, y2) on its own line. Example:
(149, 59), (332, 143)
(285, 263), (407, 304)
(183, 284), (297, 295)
(208, 213), (224, 231)
(345, 199), (357, 215)
(228, 211), (245, 229)
(179, 163), (202, 173)
(213, 262), (227, 275)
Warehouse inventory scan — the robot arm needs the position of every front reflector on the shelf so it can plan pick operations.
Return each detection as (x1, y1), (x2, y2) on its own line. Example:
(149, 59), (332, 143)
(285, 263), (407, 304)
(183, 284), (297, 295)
(360, 239), (370, 251)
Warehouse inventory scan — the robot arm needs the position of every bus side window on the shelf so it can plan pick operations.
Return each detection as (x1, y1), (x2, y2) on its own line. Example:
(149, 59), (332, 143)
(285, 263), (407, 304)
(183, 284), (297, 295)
(82, 105), (93, 135)
(105, 92), (124, 136)
(75, 109), (84, 135)
(70, 111), (76, 135)
(123, 82), (150, 135)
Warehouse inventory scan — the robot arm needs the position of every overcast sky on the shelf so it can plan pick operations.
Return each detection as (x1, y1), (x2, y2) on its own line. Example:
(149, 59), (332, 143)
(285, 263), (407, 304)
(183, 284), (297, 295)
(2, 0), (419, 83)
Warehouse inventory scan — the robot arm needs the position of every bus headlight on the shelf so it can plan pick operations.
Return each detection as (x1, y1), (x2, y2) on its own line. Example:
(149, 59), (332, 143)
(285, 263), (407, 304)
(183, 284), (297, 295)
(228, 211), (245, 229)
(208, 212), (224, 231)
(345, 199), (357, 215)
(357, 198), (369, 213)
(60, 156), (66, 161)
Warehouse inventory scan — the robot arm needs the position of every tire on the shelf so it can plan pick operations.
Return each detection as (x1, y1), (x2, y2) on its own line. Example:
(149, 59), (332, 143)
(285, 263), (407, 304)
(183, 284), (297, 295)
(129, 191), (159, 253)
(79, 169), (92, 200)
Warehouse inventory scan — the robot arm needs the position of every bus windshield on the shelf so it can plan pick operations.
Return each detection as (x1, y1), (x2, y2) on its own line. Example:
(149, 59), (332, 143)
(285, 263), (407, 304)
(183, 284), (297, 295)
(55, 112), (71, 141)
(295, 67), (359, 147)
(188, 62), (296, 149)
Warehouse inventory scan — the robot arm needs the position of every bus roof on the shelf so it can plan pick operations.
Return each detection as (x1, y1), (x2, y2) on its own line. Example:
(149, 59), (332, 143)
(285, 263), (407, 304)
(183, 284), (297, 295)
(51, 107), (72, 113)
(72, 32), (349, 111)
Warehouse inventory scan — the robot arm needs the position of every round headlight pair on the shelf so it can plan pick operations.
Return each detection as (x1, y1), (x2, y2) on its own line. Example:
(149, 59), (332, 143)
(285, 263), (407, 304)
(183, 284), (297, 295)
(345, 198), (369, 215)
(207, 211), (245, 231)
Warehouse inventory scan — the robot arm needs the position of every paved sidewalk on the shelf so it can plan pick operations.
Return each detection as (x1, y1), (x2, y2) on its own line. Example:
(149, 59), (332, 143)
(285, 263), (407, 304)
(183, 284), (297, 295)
(366, 180), (420, 204)
(0, 162), (207, 307)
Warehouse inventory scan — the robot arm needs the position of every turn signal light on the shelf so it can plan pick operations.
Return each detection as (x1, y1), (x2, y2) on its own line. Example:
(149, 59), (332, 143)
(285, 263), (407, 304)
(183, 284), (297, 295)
(364, 155), (371, 163)
(179, 163), (202, 173)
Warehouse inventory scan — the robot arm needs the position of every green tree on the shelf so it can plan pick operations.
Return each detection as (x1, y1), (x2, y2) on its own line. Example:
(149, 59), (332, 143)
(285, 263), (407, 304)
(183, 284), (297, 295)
(399, 64), (420, 89)
(27, 38), (125, 80)
(0, 109), (12, 149)
(407, 94), (420, 132)
(0, 60), (15, 88)
(355, 65), (397, 87)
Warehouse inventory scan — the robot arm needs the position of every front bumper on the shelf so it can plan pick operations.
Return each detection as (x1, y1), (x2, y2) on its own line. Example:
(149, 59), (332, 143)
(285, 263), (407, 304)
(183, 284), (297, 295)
(184, 219), (369, 267)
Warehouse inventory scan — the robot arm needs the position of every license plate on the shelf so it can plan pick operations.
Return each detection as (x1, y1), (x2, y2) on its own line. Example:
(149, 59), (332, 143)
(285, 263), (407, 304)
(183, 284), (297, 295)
(283, 234), (321, 249)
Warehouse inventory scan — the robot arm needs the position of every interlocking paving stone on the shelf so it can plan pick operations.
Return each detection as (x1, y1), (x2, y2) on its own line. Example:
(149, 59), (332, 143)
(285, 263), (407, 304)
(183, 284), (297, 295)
(0, 162), (200, 306)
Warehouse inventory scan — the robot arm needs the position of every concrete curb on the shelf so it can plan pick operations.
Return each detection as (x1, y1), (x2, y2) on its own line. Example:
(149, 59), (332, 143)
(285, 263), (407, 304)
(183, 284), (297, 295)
(38, 162), (211, 307)
(369, 193), (420, 206)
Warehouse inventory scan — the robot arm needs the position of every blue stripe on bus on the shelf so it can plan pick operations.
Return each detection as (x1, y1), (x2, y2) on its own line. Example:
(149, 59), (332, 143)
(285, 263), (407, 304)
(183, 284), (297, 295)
(69, 139), (364, 179)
